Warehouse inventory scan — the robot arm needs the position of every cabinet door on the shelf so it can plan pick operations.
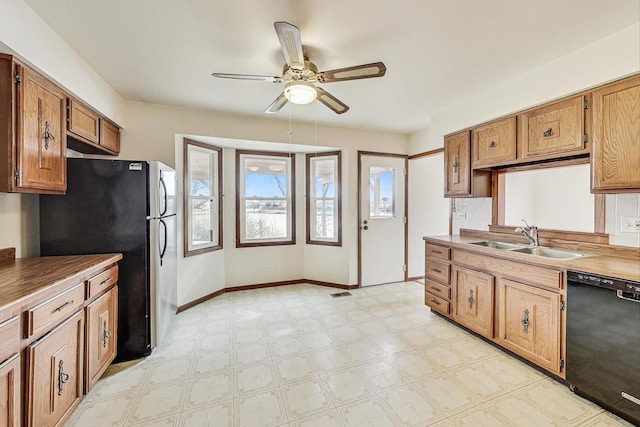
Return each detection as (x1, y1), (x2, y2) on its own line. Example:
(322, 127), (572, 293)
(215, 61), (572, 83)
(452, 266), (494, 338)
(67, 98), (99, 144)
(26, 310), (84, 427)
(472, 117), (516, 168)
(498, 279), (561, 374)
(85, 286), (118, 392)
(0, 354), (20, 427)
(16, 66), (66, 193)
(100, 120), (120, 154)
(520, 96), (586, 159)
(591, 75), (640, 192)
(444, 131), (472, 196)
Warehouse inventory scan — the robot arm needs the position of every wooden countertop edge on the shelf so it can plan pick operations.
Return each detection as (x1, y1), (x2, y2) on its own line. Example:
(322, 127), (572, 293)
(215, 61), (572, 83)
(424, 235), (640, 283)
(0, 253), (122, 317)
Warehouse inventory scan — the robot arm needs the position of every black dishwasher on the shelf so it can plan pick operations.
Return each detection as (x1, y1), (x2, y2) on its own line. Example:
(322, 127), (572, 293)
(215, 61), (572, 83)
(566, 270), (640, 425)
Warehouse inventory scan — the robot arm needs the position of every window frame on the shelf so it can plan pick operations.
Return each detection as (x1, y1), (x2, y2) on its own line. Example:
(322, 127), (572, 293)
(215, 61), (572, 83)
(306, 151), (342, 246)
(183, 138), (223, 257)
(236, 150), (296, 248)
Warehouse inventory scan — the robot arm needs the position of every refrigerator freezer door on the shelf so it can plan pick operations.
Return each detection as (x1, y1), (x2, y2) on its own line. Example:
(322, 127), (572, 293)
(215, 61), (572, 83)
(149, 162), (178, 348)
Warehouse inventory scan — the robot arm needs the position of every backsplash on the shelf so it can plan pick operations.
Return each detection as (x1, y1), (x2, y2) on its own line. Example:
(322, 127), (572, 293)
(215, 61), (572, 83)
(450, 193), (640, 248)
(605, 193), (640, 247)
(451, 197), (492, 235)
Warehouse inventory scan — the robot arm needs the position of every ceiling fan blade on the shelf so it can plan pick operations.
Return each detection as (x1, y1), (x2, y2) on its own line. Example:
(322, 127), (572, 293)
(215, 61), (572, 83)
(315, 87), (349, 114)
(212, 73), (282, 83)
(317, 62), (386, 83)
(264, 92), (288, 114)
(274, 22), (305, 71)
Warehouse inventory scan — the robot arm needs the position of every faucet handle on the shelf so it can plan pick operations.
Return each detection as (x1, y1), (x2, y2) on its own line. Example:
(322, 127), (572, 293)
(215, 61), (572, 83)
(521, 219), (531, 230)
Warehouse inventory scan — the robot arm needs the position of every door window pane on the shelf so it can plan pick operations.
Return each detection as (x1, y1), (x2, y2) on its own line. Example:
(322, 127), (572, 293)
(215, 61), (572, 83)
(369, 167), (395, 218)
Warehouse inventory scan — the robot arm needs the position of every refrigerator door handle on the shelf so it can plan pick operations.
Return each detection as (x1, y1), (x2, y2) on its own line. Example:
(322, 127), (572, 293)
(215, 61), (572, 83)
(159, 174), (168, 217)
(159, 218), (168, 266)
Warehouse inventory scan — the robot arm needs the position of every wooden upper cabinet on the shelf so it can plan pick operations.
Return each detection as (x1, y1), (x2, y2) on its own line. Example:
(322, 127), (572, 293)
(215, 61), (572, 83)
(444, 130), (491, 198)
(472, 117), (516, 168)
(591, 74), (640, 193)
(66, 98), (121, 155)
(519, 95), (587, 160)
(67, 98), (99, 144)
(0, 55), (67, 194)
(100, 119), (120, 154)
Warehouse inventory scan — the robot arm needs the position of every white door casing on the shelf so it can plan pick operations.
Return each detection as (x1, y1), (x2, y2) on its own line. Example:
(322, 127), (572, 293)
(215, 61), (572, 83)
(359, 154), (406, 287)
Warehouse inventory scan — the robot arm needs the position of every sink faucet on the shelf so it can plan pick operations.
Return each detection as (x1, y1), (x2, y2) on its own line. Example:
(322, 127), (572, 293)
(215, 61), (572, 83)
(515, 220), (539, 247)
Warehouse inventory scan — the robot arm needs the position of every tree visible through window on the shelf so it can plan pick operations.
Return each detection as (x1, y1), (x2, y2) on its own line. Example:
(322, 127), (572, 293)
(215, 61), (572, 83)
(184, 139), (222, 256)
(237, 151), (295, 247)
(307, 151), (341, 246)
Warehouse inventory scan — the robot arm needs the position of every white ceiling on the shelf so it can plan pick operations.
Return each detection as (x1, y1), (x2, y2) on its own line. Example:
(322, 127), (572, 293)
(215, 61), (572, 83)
(23, 0), (640, 134)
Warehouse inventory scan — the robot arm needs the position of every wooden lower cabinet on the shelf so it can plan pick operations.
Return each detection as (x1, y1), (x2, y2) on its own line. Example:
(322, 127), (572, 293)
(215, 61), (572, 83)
(498, 279), (562, 374)
(0, 353), (20, 427)
(26, 310), (84, 427)
(451, 266), (494, 338)
(85, 286), (118, 392)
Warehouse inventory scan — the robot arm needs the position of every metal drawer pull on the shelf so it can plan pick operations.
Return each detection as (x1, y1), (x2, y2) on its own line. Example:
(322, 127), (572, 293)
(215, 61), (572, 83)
(431, 250), (442, 255)
(103, 320), (112, 348)
(57, 360), (70, 396)
(432, 268), (442, 274)
(430, 299), (440, 306)
(521, 309), (530, 333)
(467, 290), (474, 308)
(430, 286), (440, 292)
(543, 127), (553, 137)
(53, 300), (74, 313)
(100, 277), (113, 286)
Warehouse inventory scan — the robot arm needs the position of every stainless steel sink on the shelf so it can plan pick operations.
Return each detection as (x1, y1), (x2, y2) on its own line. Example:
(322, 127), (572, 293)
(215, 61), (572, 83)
(511, 246), (594, 260)
(469, 241), (525, 250)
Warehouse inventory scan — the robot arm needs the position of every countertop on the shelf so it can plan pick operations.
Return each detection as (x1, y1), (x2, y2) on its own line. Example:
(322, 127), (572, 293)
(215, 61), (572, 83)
(424, 235), (640, 283)
(0, 253), (122, 314)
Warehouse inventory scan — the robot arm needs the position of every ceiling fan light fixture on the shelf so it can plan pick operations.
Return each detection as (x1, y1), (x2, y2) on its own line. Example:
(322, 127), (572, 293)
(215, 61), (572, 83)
(283, 81), (317, 105)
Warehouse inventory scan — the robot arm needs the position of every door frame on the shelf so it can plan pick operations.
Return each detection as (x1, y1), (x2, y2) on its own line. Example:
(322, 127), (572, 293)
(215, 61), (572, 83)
(357, 151), (409, 287)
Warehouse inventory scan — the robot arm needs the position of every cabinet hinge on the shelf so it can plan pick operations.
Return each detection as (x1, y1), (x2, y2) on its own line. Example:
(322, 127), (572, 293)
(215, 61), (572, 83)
(402, 264), (407, 272)
(560, 357), (565, 368)
(583, 134), (588, 143)
(583, 100), (589, 109)
(403, 216), (407, 224)
(13, 71), (21, 84)
(14, 169), (19, 181)
(560, 301), (565, 310)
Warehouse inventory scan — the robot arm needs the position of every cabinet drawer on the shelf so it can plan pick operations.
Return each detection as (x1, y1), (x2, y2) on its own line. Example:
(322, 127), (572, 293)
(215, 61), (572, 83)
(87, 265), (118, 300)
(26, 283), (85, 338)
(425, 243), (451, 261)
(426, 259), (450, 284)
(0, 316), (19, 362)
(473, 117), (517, 168)
(425, 279), (451, 300)
(425, 292), (450, 315)
(453, 250), (562, 290)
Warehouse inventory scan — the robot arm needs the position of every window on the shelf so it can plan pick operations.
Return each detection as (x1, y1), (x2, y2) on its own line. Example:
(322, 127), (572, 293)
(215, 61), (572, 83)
(369, 166), (396, 218)
(184, 139), (222, 256)
(306, 151), (342, 245)
(236, 150), (295, 247)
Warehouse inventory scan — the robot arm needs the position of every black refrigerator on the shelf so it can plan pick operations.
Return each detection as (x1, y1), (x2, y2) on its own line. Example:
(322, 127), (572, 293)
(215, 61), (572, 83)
(40, 158), (177, 361)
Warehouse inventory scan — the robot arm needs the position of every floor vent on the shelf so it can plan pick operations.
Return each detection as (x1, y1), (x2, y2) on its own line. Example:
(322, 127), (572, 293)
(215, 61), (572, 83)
(330, 291), (352, 298)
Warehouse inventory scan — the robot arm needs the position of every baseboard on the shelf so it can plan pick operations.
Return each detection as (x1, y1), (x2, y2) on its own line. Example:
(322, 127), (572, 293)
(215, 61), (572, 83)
(407, 276), (425, 282)
(177, 288), (225, 313)
(177, 278), (360, 312)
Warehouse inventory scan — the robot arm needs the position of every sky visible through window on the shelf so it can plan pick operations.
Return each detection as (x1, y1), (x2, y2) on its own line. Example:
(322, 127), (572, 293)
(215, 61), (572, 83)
(245, 173), (287, 197)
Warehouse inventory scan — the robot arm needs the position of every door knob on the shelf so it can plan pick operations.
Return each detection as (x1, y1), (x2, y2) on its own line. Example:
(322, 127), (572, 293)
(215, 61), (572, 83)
(363, 225), (368, 230)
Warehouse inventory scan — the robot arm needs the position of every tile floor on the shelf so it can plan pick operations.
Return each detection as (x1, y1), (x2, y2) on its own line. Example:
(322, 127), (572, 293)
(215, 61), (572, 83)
(64, 281), (633, 427)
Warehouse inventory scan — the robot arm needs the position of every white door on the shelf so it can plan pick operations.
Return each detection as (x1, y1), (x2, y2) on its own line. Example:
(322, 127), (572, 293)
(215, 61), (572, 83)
(360, 154), (406, 286)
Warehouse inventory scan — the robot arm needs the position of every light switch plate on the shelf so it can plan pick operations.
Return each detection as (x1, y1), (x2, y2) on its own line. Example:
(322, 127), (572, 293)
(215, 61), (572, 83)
(456, 212), (466, 219)
(620, 217), (640, 232)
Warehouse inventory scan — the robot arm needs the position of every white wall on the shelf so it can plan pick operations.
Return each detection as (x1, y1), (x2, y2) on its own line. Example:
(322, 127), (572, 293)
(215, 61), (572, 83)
(407, 153), (449, 278)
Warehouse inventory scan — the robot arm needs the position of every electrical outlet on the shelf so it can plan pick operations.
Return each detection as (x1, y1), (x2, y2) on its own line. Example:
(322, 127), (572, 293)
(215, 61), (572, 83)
(456, 212), (467, 219)
(620, 217), (640, 232)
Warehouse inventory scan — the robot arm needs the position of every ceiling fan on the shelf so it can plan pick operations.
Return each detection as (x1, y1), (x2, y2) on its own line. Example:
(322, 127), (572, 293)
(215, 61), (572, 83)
(212, 22), (387, 115)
